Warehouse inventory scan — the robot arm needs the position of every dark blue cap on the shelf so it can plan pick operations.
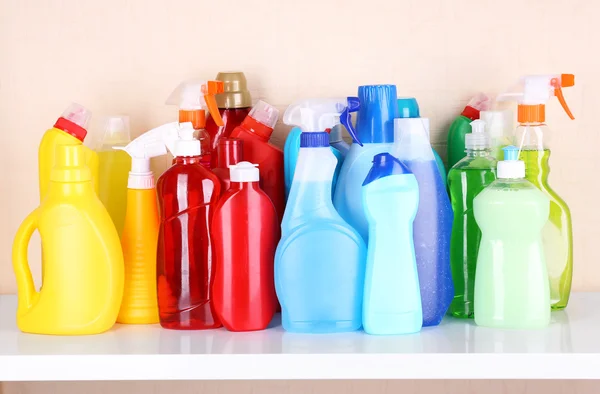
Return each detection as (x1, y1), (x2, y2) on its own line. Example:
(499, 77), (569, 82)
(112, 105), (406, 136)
(355, 85), (397, 144)
(363, 153), (412, 186)
(300, 132), (329, 148)
(397, 97), (420, 118)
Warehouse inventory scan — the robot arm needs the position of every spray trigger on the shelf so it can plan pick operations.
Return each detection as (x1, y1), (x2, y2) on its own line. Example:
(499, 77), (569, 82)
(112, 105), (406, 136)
(340, 97), (361, 146)
(551, 75), (575, 120)
(202, 81), (225, 126)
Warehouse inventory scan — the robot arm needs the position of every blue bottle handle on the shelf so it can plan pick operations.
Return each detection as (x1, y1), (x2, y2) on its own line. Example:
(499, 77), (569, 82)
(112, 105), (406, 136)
(340, 97), (362, 147)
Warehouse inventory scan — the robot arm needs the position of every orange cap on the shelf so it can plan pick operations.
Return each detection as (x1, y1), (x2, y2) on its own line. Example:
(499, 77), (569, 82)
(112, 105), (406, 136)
(518, 104), (546, 123)
(179, 109), (206, 129)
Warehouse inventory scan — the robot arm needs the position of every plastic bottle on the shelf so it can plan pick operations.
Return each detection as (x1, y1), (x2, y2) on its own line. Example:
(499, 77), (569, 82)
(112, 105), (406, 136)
(96, 116), (132, 236)
(212, 138), (243, 194)
(229, 100), (285, 221)
(113, 123), (176, 324)
(39, 103), (99, 200)
(334, 85), (397, 243)
(156, 122), (222, 330)
(205, 71), (252, 168)
(283, 98), (359, 198)
(13, 144), (123, 335)
(166, 80), (225, 168)
(362, 153), (422, 335)
(212, 162), (279, 331)
(447, 119), (497, 319)
(392, 117), (454, 326)
(397, 97), (447, 185)
(498, 74), (575, 310)
(480, 110), (513, 160)
(447, 93), (492, 169)
(275, 131), (366, 333)
(474, 146), (550, 329)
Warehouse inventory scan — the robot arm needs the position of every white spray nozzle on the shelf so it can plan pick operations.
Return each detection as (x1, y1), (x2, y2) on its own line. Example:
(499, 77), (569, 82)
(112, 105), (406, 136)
(465, 119), (490, 150)
(166, 80), (209, 110)
(283, 98), (348, 132)
(229, 161), (259, 183)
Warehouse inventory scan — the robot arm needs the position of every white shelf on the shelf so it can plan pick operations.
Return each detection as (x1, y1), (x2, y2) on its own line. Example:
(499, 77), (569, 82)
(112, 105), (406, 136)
(0, 294), (598, 381)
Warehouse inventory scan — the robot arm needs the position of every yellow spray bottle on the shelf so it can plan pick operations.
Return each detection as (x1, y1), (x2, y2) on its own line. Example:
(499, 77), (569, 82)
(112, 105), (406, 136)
(13, 144), (123, 335)
(114, 122), (181, 324)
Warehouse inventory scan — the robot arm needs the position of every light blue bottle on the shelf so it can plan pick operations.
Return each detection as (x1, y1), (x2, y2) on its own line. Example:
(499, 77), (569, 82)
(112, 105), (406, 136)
(397, 97), (447, 186)
(275, 132), (367, 333)
(334, 85), (398, 243)
(362, 153), (422, 335)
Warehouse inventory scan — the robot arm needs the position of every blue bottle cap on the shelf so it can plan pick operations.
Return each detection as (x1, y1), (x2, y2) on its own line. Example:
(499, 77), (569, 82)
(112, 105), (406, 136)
(355, 85), (398, 144)
(503, 145), (520, 161)
(300, 132), (330, 148)
(397, 97), (420, 119)
(363, 153), (412, 186)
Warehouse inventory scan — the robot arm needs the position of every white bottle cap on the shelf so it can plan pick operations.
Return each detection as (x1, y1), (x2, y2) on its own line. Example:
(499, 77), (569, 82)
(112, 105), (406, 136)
(229, 161), (259, 183)
(497, 145), (525, 179)
(465, 119), (490, 150)
(173, 123), (201, 157)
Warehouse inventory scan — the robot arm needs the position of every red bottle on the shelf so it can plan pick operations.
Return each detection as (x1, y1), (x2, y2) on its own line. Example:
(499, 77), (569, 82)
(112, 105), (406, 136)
(205, 72), (252, 168)
(156, 124), (222, 330)
(229, 100), (285, 222)
(212, 138), (243, 195)
(212, 162), (279, 331)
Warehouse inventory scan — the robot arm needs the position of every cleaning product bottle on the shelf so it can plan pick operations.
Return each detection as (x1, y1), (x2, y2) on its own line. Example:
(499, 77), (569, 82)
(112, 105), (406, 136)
(275, 110), (366, 333)
(392, 116), (454, 326)
(397, 97), (447, 185)
(156, 122), (222, 330)
(474, 146), (550, 329)
(229, 100), (284, 221)
(13, 144), (123, 335)
(113, 123), (176, 324)
(362, 153), (422, 335)
(39, 103), (99, 200)
(334, 85), (397, 243)
(499, 74), (575, 310)
(447, 93), (492, 169)
(283, 98), (359, 198)
(96, 116), (132, 236)
(480, 110), (513, 160)
(166, 80), (225, 168)
(212, 138), (243, 194)
(447, 119), (497, 319)
(212, 162), (279, 331)
(205, 71), (252, 168)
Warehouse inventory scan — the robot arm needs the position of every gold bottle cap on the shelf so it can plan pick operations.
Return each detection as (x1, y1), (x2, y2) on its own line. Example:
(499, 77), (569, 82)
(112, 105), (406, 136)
(215, 71), (252, 109)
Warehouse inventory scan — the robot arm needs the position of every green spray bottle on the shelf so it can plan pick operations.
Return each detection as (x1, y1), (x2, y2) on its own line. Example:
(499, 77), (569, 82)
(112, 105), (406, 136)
(448, 119), (497, 318)
(447, 93), (491, 169)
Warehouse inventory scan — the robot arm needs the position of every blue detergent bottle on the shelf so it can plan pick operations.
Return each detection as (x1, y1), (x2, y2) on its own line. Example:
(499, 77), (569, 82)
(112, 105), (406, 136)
(275, 125), (367, 333)
(362, 153), (422, 335)
(397, 97), (447, 186)
(334, 85), (398, 243)
(392, 117), (454, 327)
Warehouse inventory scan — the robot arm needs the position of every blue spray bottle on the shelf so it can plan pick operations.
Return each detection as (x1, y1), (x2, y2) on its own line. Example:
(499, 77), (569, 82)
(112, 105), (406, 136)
(392, 117), (454, 326)
(275, 99), (366, 333)
(334, 85), (398, 243)
(362, 153), (422, 335)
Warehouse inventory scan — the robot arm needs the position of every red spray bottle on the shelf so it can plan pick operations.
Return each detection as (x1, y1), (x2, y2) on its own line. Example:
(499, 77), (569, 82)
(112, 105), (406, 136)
(212, 138), (243, 195)
(211, 161), (279, 331)
(229, 101), (285, 221)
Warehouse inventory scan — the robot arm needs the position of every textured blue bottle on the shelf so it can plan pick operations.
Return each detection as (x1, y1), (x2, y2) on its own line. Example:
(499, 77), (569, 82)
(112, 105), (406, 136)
(362, 153), (422, 335)
(392, 117), (454, 327)
(334, 85), (397, 243)
(275, 132), (367, 333)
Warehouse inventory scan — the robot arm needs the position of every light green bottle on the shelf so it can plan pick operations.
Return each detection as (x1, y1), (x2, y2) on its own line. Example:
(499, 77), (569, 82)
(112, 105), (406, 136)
(474, 146), (550, 329)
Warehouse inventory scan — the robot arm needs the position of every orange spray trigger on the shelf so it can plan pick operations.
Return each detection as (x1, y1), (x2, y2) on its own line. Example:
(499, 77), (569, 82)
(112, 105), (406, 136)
(551, 76), (575, 120)
(202, 81), (225, 126)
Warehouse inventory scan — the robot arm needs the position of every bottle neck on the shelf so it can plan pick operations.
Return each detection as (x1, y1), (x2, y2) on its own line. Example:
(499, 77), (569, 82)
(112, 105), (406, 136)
(229, 181), (261, 192)
(174, 155), (202, 165)
(48, 181), (94, 197)
(216, 140), (242, 169)
(465, 148), (492, 157)
(240, 116), (273, 142)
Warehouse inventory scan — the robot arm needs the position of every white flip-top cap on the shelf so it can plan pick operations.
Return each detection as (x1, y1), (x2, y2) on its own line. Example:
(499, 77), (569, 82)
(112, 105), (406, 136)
(173, 123), (201, 157)
(497, 145), (525, 179)
(229, 161), (259, 182)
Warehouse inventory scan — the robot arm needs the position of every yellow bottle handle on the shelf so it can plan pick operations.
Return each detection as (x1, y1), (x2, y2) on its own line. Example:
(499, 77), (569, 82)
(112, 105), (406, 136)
(12, 209), (39, 313)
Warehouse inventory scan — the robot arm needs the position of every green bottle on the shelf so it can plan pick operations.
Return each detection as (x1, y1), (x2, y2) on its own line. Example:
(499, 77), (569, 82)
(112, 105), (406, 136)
(447, 93), (491, 169)
(448, 119), (497, 318)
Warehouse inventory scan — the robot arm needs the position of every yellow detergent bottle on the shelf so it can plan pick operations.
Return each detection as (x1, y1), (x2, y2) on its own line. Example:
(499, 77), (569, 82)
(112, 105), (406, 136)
(13, 144), (124, 335)
(39, 103), (99, 200)
(96, 116), (132, 235)
(114, 123), (178, 324)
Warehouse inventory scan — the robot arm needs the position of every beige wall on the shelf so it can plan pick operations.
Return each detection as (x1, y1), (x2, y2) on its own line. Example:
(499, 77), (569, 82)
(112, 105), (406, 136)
(1, 0), (599, 392)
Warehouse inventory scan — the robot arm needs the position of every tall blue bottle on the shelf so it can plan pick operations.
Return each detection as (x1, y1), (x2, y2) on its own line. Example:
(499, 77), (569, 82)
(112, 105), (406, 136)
(275, 132), (367, 333)
(392, 117), (454, 326)
(362, 153), (422, 335)
(334, 85), (397, 243)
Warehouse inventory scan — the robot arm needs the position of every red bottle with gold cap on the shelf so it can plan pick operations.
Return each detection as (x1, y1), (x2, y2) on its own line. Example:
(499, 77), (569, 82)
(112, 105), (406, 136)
(213, 138), (243, 194)
(166, 80), (225, 168)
